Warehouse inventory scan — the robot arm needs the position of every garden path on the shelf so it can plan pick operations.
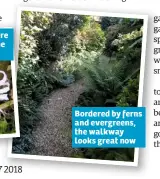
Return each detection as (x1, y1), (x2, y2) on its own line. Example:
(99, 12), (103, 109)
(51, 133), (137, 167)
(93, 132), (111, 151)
(30, 80), (85, 157)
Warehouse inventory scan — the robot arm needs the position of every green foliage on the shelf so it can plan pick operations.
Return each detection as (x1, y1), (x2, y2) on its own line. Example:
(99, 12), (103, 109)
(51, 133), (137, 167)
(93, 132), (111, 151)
(13, 11), (143, 162)
(55, 16), (106, 79)
(73, 148), (134, 161)
(19, 11), (52, 64)
(112, 27), (142, 64)
(0, 119), (8, 134)
(114, 27), (142, 48)
(13, 12), (62, 153)
(116, 75), (139, 107)
(76, 55), (139, 107)
(57, 51), (100, 76)
(74, 19), (105, 52)
(74, 18), (142, 161)
(37, 14), (89, 66)
(17, 11), (57, 126)
(104, 24), (121, 57)
(13, 12), (105, 153)
(101, 17), (120, 30)
(104, 19), (143, 58)
(82, 58), (125, 92)
(0, 111), (15, 134)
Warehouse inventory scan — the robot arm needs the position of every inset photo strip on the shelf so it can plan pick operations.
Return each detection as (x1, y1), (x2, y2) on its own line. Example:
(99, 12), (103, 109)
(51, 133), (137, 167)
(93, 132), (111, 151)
(0, 61), (19, 138)
(9, 7), (148, 166)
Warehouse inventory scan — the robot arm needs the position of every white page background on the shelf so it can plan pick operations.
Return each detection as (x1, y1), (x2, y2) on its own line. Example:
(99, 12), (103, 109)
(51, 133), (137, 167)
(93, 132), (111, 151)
(0, 0), (156, 178)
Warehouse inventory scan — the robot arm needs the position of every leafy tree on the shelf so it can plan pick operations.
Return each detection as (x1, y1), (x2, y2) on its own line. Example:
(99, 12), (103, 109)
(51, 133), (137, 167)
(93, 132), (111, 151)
(37, 14), (89, 66)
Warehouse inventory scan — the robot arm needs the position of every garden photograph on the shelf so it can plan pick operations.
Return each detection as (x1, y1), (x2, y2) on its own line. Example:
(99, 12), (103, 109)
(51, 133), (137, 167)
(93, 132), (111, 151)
(12, 9), (144, 162)
(0, 62), (16, 135)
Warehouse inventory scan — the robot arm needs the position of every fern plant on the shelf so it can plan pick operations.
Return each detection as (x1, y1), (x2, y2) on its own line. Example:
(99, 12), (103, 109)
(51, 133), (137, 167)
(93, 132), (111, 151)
(76, 55), (140, 108)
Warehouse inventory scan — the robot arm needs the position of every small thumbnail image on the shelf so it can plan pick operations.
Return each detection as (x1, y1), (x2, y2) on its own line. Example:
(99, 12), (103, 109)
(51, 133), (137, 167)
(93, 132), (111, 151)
(0, 61), (19, 137)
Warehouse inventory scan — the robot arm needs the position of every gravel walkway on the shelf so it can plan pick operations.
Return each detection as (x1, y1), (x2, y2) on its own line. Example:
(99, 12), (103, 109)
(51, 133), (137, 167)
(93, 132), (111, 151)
(29, 80), (85, 157)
